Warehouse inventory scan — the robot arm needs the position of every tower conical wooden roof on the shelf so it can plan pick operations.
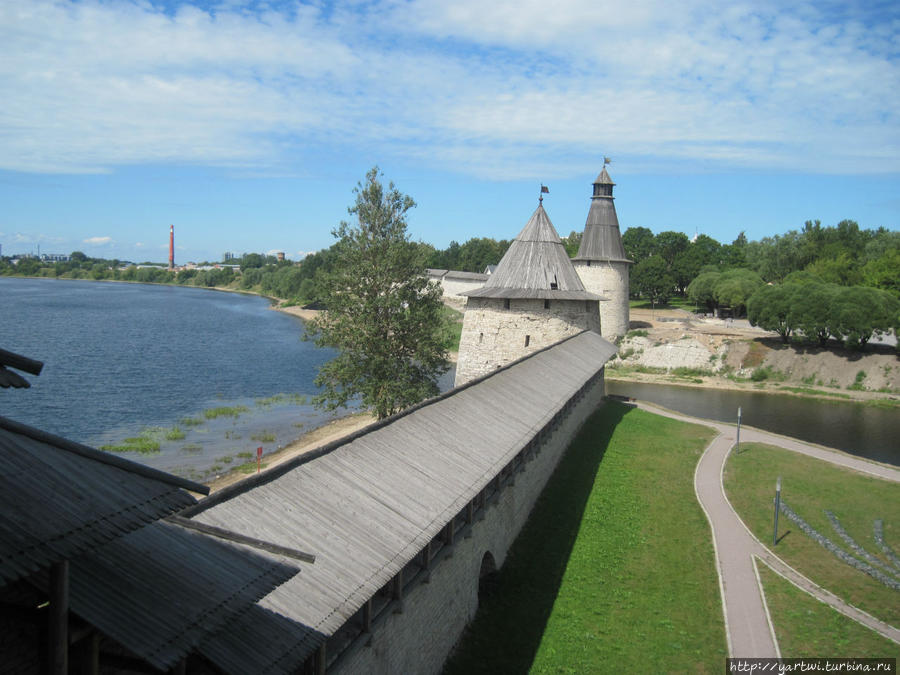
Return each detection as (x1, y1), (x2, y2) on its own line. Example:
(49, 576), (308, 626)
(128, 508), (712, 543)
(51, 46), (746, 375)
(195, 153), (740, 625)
(465, 203), (599, 300)
(573, 168), (631, 263)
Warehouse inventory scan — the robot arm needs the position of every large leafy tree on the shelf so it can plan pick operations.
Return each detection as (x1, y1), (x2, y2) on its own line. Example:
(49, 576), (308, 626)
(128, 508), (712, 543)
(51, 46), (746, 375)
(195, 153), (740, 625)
(632, 256), (675, 306)
(308, 167), (450, 420)
(714, 268), (764, 316)
(622, 226), (657, 263)
(747, 283), (798, 343)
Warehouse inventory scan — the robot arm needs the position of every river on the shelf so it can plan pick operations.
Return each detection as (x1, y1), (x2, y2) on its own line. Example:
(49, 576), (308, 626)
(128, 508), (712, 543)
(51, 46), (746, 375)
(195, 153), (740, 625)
(1, 277), (343, 481)
(606, 379), (899, 467)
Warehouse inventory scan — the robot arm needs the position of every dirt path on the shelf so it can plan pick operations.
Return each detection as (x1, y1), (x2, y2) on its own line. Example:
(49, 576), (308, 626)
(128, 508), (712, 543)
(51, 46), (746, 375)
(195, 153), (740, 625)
(637, 400), (900, 656)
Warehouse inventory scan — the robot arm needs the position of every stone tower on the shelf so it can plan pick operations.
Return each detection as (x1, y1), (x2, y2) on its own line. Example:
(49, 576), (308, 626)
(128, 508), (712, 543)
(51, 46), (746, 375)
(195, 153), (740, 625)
(572, 168), (632, 340)
(454, 201), (602, 387)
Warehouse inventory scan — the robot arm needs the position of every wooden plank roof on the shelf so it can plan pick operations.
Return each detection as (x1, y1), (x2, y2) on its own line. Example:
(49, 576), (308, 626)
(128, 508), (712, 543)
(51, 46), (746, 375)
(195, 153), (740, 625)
(0, 415), (207, 587)
(50, 520), (300, 671)
(188, 331), (617, 673)
(464, 204), (598, 300)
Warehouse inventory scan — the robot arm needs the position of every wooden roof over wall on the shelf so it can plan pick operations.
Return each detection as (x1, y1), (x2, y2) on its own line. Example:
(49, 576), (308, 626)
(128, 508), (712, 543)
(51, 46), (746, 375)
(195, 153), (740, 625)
(186, 330), (617, 673)
(49, 520), (300, 671)
(0, 415), (207, 587)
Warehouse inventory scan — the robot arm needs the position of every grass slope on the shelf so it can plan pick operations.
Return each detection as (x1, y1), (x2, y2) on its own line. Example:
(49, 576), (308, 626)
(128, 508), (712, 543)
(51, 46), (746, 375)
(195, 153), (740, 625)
(444, 401), (724, 674)
(757, 562), (898, 658)
(725, 443), (900, 626)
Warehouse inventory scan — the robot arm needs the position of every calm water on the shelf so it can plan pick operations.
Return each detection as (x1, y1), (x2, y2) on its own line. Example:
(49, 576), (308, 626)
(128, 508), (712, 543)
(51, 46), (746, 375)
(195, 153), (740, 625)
(0, 278), (342, 480)
(607, 380), (900, 466)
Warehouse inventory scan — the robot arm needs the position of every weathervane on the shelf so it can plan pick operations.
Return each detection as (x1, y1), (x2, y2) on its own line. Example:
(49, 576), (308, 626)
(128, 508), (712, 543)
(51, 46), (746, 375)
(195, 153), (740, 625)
(604, 156), (612, 166)
(539, 184), (549, 204)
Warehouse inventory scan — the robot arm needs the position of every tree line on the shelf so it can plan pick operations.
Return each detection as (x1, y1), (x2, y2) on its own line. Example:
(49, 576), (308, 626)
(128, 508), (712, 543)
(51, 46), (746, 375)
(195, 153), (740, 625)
(3, 216), (897, 342)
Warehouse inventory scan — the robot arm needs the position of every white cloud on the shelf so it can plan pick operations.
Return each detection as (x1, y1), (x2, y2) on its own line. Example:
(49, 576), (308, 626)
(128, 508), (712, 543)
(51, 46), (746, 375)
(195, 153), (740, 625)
(83, 236), (112, 245)
(0, 0), (897, 177)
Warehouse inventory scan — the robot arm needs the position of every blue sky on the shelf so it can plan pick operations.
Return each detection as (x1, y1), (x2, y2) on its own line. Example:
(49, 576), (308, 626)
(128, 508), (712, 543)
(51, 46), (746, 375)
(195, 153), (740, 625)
(1, 0), (898, 263)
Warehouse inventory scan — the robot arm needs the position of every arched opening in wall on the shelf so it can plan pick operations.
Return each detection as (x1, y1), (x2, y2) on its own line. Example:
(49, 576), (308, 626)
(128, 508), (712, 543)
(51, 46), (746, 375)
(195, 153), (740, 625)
(478, 551), (499, 601)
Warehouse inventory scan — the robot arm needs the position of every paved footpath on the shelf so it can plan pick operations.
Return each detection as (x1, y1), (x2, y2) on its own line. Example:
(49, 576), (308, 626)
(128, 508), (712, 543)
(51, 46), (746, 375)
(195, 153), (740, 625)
(634, 401), (900, 657)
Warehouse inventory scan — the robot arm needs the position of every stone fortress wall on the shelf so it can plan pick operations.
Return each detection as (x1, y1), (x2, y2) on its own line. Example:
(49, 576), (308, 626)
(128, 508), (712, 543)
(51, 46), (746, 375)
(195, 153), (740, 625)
(331, 372), (607, 675)
(426, 270), (489, 309)
(454, 297), (601, 385)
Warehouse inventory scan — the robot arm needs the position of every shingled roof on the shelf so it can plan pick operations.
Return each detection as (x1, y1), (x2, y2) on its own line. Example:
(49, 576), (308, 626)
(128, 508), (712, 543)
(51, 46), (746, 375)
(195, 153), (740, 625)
(573, 168), (631, 263)
(465, 203), (599, 300)
(185, 330), (617, 673)
(0, 415), (207, 587)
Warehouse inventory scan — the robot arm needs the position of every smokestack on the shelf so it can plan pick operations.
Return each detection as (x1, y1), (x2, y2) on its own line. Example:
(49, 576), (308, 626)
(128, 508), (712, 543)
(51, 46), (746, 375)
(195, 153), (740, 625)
(169, 225), (174, 270)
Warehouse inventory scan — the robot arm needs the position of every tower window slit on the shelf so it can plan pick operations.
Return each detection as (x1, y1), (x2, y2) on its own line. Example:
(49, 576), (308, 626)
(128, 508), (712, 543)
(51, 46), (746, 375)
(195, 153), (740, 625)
(524, 335), (530, 347)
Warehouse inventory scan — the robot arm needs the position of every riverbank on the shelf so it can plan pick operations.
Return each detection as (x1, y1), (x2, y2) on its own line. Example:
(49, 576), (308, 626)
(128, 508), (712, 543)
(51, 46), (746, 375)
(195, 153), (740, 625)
(615, 306), (899, 405)
(606, 370), (899, 406)
(205, 410), (376, 492)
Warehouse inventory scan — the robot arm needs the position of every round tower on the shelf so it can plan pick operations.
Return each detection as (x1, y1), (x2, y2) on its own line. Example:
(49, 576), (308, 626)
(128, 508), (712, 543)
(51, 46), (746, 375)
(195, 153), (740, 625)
(454, 201), (602, 387)
(572, 168), (632, 340)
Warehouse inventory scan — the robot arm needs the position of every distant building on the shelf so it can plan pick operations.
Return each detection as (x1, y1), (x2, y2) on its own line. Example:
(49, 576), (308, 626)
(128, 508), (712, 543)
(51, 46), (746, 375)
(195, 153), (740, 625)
(572, 168), (632, 340)
(276, 251), (285, 262)
(454, 200), (604, 386)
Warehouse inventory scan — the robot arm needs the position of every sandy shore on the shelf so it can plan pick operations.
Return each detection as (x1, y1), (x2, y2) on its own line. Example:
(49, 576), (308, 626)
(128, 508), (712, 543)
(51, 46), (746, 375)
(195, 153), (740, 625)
(274, 303), (320, 322)
(205, 411), (376, 493)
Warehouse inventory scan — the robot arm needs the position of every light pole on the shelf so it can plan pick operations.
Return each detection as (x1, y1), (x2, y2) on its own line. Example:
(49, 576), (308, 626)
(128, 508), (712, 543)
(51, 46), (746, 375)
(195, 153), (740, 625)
(734, 407), (742, 452)
(773, 476), (782, 546)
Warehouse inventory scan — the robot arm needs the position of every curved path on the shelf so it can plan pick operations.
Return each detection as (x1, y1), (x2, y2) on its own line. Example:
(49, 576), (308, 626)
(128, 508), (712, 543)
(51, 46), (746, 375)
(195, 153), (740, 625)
(635, 401), (900, 657)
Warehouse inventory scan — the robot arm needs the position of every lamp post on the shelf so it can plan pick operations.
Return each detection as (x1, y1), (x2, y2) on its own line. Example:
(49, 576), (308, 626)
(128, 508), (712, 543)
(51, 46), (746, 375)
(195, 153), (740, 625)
(734, 407), (742, 452)
(773, 476), (782, 546)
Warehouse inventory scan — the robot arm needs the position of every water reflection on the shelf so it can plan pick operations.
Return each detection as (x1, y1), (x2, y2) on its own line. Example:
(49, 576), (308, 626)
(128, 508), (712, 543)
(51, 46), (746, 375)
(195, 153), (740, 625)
(606, 380), (899, 467)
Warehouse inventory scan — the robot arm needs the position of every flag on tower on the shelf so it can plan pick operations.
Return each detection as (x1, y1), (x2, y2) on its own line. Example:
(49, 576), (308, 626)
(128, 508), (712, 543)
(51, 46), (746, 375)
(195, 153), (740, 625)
(540, 185), (549, 193)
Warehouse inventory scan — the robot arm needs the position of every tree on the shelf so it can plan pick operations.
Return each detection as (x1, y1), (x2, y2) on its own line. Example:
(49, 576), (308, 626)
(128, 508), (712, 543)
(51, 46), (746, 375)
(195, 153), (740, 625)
(747, 283), (798, 343)
(654, 231), (690, 268)
(828, 286), (899, 349)
(561, 230), (582, 258)
(632, 256), (675, 306)
(622, 226), (656, 263)
(713, 268), (763, 317)
(672, 234), (721, 294)
(308, 167), (450, 419)
(861, 248), (900, 297)
(687, 271), (722, 313)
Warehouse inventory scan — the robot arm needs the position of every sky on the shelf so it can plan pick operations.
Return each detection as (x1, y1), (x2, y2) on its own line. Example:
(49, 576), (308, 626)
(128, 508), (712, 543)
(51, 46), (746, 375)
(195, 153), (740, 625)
(1, 0), (898, 264)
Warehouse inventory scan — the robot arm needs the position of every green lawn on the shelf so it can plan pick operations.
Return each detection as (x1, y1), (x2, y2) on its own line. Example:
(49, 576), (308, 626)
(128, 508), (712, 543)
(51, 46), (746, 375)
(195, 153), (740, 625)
(725, 443), (900, 626)
(757, 562), (899, 658)
(444, 401), (725, 674)
(629, 297), (698, 312)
